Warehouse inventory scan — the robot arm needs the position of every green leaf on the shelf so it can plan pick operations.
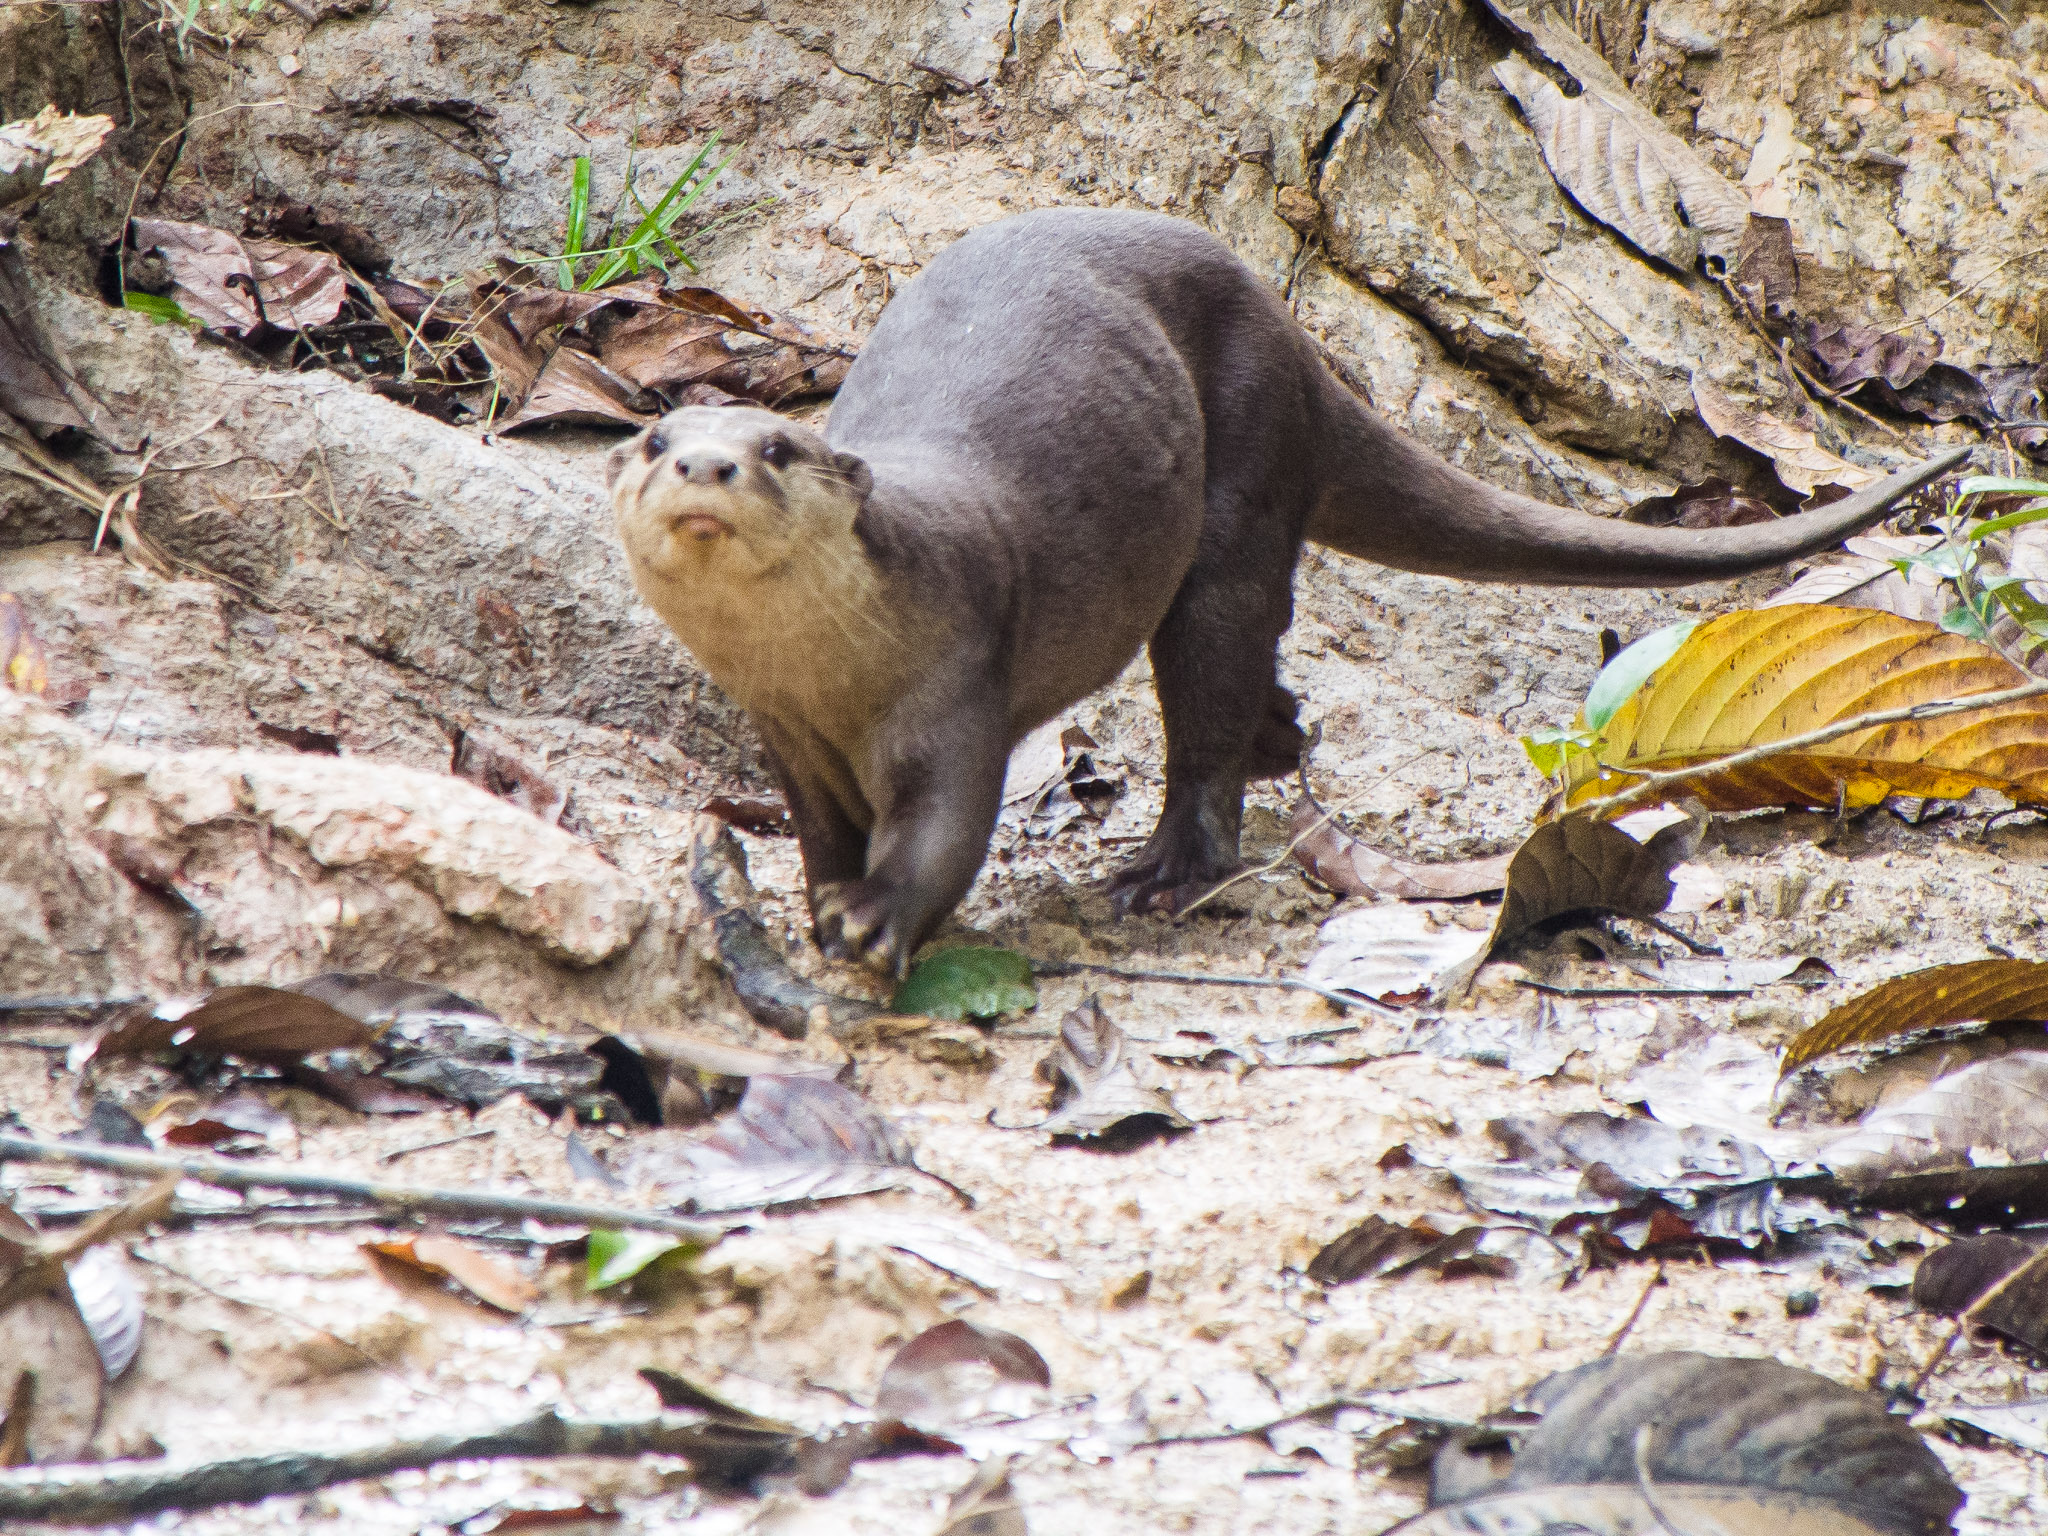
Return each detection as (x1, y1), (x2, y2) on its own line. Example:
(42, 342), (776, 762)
(1941, 601), (1995, 642)
(1582, 620), (1699, 732)
(1967, 501), (2048, 541)
(891, 947), (1038, 1021)
(559, 156), (592, 291)
(122, 291), (195, 327)
(1960, 476), (2048, 499)
(582, 135), (726, 292)
(1984, 573), (2048, 627)
(1520, 726), (1600, 779)
(586, 1229), (688, 1290)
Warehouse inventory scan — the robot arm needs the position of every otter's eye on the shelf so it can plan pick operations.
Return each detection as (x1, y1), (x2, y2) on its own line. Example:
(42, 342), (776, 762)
(760, 437), (793, 470)
(642, 429), (668, 461)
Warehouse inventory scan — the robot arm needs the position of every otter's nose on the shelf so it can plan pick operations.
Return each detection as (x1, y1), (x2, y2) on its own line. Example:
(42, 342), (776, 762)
(676, 453), (739, 485)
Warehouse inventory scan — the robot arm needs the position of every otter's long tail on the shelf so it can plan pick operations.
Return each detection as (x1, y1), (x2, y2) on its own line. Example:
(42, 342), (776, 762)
(1304, 377), (1972, 587)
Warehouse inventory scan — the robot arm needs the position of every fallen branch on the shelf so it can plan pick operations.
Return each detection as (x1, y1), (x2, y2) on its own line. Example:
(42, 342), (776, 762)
(0, 1136), (729, 1242)
(1572, 675), (2048, 819)
(0, 1409), (752, 1523)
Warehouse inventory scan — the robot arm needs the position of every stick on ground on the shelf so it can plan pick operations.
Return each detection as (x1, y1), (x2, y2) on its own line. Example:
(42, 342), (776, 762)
(0, 1135), (729, 1242)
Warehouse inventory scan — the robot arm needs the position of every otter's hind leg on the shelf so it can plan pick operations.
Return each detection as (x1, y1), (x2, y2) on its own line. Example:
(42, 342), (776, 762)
(1110, 543), (1299, 914)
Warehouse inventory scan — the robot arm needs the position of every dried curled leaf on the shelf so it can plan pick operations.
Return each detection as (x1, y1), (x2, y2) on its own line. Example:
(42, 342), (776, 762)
(1692, 375), (1882, 497)
(129, 218), (348, 335)
(1493, 56), (1697, 268)
(1780, 959), (2048, 1075)
(1035, 998), (1189, 1142)
(876, 1320), (1052, 1431)
(1562, 605), (2048, 813)
(366, 1234), (538, 1314)
(1492, 808), (1699, 946)
(75, 984), (376, 1071)
(1406, 1352), (1961, 1536)
(1478, 1), (1749, 263)
(1287, 801), (1512, 899)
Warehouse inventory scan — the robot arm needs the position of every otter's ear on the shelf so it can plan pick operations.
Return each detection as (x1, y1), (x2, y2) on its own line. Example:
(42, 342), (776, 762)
(831, 450), (874, 504)
(606, 434), (642, 491)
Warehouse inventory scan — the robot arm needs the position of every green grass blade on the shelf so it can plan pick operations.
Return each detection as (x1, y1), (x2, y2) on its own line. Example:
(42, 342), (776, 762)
(559, 156), (591, 290)
(582, 137), (726, 291)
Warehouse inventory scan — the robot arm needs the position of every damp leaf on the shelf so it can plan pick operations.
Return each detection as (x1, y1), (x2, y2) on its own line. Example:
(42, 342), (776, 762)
(892, 948), (1038, 1022)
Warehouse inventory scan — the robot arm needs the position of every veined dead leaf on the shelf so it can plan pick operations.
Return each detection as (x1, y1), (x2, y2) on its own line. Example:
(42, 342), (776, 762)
(367, 1234), (538, 1314)
(74, 984), (376, 1071)
(1780, 959), (2048, 1075)
(1691, 375), (1881, 497)
(1493, 57), (1697, 268)
(129, 219), (347, 335)
(1818, 1050), (2048, 1183)
(1562, 605), (2048, 813)
(1492, 807), (1700, 946)
(1035, 998), (1190, 1142)
(1288, 802), (1512, 899)
(1478, 0), (1749, 263)
(1762, 535), (1949, 623)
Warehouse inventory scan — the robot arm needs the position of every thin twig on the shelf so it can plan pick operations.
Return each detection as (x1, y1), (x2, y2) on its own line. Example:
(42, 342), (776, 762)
(1632, 1423), (1704, 1536)
(0, 1135), (729, 1242)
(1572, 675), (2048, 819)
(377, 1127), (496, 1165)
(0, 1409), (747, 1523)
(1603, 1261), (1665, 1355)
(1028, 959), (1402, 1018)
(1909, 1317), (1966, 1398)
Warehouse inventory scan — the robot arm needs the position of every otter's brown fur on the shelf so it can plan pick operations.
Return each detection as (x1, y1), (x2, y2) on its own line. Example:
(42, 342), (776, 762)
(610, 208), (1968, 975)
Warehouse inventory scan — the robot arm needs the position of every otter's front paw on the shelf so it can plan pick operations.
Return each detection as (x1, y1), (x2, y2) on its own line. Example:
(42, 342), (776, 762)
(812, 878), (917, 977)
(1106, 850), (1240, 917)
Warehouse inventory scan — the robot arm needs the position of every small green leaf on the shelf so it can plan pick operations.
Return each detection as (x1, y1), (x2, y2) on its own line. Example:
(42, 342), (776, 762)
(1520, 726), (1600, 779)
(586, 1229), (688, 1290)
(122, 291), (195, 327)
(1941, 602), (1995, 642)
(1960, 476), (2048, 499)
(1582, 620), (1699, 731)
(891, 947), (1038, 1021)
(1968, 501), (2048, 541)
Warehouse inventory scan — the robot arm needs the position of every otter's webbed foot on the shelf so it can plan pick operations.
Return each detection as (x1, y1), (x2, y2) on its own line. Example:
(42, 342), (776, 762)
(1106, 841), (1241, 917)
(812, 877), (924, 978)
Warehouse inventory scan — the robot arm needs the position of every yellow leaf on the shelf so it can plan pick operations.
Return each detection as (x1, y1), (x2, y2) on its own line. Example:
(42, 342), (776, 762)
(1780, 958), (2048, 1076)
(1563, 605), (2048, 813)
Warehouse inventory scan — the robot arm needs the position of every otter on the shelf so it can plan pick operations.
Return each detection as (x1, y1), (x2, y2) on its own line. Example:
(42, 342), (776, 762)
(610, 208), (1968, 975)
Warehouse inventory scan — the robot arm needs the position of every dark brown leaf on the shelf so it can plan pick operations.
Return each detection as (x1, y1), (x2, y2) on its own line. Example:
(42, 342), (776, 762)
(1305, 1215), (1436, 1285)
(1036, 998), (1189, 1143)
(1913, 1234), (2034, 1317)
(875, 1320), (1052, 1430)
(615, 1075), (923, 1212)
(1412, 1352), (1961, 1536)
(1623, 477), (1779, 530)
(75, 985), (375, 1070)
(0, 245), (125, 442)
(497, 345), (657, 432)
(1288, 801), (1512, 899)
(130, 218), (347, 334)
(1493, 807), (1701, 948)
(1733, 214), (1798, 315)
(1805, 321), (1941, 393)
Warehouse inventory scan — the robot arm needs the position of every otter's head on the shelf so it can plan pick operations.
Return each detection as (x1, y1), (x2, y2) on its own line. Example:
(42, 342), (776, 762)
(608, 406), (874, 589)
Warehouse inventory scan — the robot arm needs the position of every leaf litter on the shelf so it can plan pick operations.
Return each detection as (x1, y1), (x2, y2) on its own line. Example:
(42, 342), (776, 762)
(1033, 997), (1190, 1143)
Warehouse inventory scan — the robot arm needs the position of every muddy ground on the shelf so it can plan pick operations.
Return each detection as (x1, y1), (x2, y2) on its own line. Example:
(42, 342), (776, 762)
(4, 0), (2048, 1532)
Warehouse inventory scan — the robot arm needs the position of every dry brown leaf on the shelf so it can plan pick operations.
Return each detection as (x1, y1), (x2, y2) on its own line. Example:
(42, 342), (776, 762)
(875, 1320), (1052, 1430)
(1913, 1234), (2035, 1318)
(1691, 375), (1881, 496)
(1780, 959), (2048, 1075)
(1762, 535), (1949, 622)
(1623, 477), (1779, 531)
(1806, 322), (1942, 393)
(1563, 605), (2048, 813)
(497, 345), (656, 432)
(1287, 801), (1512, 899)
(1479, 1), (1749, 263)
(1493, 807), (1700, 947)
(367, 1234), (537, 1313)
(1036, 998), (1190, 1142)
(130, 218), (347, 335)
(0, 109), (114, 215)
(75, 984), (375, 1070)
(1492, 56), (1697, 268)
